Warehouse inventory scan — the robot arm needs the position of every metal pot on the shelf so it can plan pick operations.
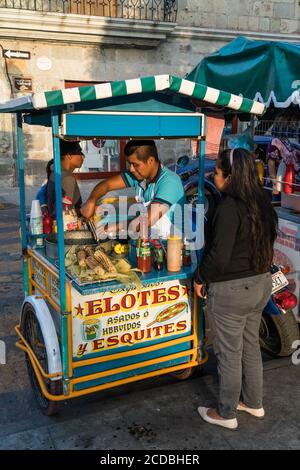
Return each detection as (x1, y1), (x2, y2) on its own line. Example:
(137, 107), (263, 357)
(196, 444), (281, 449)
(45, 230), (96, 260)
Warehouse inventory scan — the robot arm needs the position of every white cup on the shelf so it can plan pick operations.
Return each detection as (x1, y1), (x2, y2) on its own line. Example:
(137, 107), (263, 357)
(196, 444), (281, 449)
(30, 199), (42, 217)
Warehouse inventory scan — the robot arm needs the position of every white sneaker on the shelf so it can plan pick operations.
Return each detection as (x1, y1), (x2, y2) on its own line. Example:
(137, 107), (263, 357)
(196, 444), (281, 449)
(237, 403), (265, 418)
(197, 407), (238, 430)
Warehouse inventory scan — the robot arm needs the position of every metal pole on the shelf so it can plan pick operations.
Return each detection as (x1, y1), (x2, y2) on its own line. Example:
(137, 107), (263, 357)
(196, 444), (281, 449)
(197, 114), (206, 258)
(51, 111), (70, 395)
(196, 114), (207, 356)
(16, 113), (29, 297)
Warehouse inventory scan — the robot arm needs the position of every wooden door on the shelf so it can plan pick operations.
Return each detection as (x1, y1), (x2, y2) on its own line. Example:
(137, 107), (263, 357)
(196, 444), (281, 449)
(69, 0), (117, 17)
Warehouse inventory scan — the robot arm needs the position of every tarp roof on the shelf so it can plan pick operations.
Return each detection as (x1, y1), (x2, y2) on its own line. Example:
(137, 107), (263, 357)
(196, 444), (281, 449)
(0, 74), (264, 116)
(187, 36), (300, 109)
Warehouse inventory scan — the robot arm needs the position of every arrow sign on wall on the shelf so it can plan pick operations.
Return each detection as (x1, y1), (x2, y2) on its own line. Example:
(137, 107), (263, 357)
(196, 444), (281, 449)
(3, 50), (31, 60)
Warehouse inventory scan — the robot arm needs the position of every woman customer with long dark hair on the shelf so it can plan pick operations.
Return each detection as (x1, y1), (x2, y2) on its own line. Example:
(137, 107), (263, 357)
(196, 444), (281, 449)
(194, 147), (278, 430)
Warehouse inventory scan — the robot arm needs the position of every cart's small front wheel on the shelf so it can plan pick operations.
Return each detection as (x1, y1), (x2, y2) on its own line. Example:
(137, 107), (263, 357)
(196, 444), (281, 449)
(170, 365), (205, 381)
(22, 304), (62, 416)
(170, 367), (195, 380)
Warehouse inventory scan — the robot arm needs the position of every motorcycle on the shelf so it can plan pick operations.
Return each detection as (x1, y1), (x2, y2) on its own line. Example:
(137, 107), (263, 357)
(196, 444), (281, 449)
(168, 155), (221, 222)
(260, 264), (299, 357)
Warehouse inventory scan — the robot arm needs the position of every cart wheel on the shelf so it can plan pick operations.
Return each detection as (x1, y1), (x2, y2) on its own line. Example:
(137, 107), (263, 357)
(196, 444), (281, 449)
(259, 310), (300, 357)
(170, 367), (195, 380)
(21, 304), (62, 416)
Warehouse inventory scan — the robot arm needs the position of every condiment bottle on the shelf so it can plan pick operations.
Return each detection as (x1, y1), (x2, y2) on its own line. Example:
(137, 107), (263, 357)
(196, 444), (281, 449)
(167, 236), (182, 272)
(30, 199), (44, 248)
(137, 238), (152, 273)
(43, 209), (53, 234)
(152, 239), (164, 271)
(137, 214), (151, 273)
(182, 238), (192, 266)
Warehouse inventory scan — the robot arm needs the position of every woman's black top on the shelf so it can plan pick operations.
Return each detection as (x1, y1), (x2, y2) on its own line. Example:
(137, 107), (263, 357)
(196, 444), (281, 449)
(194, 195), (262, 284)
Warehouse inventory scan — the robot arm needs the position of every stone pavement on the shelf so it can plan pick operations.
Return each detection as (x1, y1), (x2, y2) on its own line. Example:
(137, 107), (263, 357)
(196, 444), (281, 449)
(1, 205), (300, 451)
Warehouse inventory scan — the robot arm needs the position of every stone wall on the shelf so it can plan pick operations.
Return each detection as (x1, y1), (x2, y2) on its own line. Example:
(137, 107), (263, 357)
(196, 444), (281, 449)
(0, 36), (224, 187)
(178, 0), (299, 34)
(0, 1), (299, 187)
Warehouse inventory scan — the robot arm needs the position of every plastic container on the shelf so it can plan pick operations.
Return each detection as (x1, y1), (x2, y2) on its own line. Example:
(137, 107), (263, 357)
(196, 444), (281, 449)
(167, 236), (182, 272)
(30, 199), (43, 248)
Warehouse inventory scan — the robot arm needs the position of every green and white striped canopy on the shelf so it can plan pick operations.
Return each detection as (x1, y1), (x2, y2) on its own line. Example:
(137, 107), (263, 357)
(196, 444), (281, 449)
(0, 74), (265, 115)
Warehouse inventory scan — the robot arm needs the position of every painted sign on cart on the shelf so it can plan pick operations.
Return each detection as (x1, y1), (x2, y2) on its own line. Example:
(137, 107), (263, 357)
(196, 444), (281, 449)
(71, 280), (192, 358)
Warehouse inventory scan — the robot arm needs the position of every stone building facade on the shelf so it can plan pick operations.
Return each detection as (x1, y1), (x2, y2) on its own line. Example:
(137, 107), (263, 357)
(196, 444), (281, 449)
(0, 0), (299, 187)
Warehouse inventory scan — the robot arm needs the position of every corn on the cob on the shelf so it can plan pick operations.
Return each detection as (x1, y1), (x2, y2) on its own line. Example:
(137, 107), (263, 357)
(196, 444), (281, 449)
(85, 256), (105, 276)
(94, 266), (106, 277)
(84, 246), (94, 257)
(85, 256), (99, 270)
(76, 249), (87, 267)
(94, 248), (117, 273)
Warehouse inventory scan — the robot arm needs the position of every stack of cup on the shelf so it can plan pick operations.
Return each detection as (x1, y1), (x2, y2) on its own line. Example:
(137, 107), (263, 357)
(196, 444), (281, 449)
(30, 199), (44, 248)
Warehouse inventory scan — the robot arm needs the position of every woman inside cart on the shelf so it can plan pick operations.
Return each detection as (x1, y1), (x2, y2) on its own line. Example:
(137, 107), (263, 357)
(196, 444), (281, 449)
(47, 140), (84, 218)
(194, 147), (278, 430)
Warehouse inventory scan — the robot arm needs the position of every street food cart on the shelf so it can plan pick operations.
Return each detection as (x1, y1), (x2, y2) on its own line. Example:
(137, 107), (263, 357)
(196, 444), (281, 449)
(0, 74), (264, 415)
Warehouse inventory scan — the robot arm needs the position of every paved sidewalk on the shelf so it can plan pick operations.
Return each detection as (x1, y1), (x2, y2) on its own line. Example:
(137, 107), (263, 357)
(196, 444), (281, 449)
(1, 205), (300, 450)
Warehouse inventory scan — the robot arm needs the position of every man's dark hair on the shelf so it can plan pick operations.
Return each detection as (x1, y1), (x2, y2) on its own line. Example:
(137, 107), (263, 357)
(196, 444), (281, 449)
(124, 140), (158, 162)
(60, 140), (82, 158)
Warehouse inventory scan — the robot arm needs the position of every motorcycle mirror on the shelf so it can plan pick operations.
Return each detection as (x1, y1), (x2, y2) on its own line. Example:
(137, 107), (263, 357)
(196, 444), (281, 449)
(177, 155), (189, 168)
